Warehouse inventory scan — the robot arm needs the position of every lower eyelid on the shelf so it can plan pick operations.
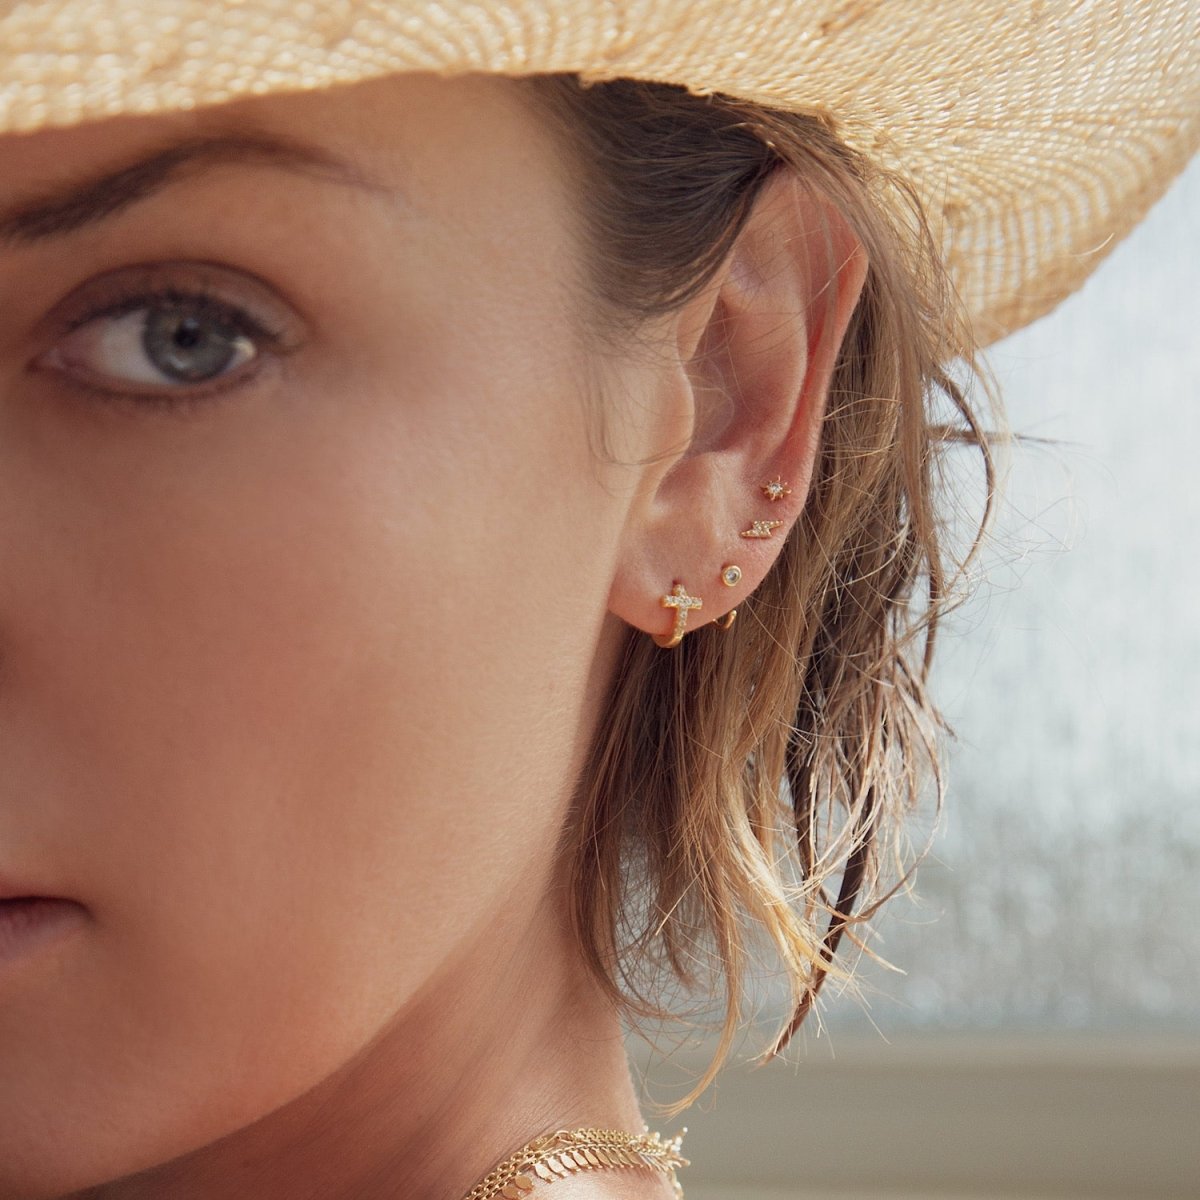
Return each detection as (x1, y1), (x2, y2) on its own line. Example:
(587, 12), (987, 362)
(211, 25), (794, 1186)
(31, 339), (279, 416)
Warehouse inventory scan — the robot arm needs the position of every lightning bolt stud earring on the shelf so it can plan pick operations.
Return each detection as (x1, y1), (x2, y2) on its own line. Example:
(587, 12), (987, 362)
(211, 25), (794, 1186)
(740, 519), (785, 538)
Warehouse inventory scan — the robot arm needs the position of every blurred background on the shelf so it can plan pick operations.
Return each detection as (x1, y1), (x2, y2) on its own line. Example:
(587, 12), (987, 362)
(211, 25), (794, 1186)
(633, 152), (1200, 1199)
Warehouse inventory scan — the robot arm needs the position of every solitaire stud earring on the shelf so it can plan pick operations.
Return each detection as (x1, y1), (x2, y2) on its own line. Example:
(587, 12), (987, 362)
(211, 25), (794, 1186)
(653, 580), (703, 648)
(720, 564), (742, 587)
(761, 476), (791, 502)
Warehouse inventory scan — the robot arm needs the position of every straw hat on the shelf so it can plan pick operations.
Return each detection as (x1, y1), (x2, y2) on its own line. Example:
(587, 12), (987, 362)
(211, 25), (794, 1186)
(2, 1), (1198, 345)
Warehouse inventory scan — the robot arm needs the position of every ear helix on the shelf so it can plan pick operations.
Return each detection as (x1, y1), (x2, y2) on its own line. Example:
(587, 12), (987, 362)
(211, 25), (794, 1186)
(650, 478), (790, 648)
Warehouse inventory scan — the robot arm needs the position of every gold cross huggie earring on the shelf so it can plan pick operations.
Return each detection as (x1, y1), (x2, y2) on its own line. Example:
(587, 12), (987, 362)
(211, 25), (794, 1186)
(653, 581), (703, 648)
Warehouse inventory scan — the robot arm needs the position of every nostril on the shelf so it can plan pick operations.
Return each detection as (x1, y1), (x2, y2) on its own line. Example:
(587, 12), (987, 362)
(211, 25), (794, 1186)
(0, 895), (87, 966)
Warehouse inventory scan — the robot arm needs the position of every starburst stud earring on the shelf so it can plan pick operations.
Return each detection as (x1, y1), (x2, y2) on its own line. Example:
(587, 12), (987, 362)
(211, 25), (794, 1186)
(761, 476), (792, 502)
(653, 580), (703, 648)
(740, 519), (785, 538)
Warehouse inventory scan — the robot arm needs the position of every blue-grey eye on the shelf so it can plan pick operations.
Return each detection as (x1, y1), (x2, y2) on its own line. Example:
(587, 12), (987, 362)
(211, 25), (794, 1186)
(40, 298), (259, 392)
(142, 307), (254, 383)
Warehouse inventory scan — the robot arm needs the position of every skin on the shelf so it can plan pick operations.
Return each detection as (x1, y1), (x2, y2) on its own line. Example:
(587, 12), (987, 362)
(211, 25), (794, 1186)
(0, 70), (866, 1199)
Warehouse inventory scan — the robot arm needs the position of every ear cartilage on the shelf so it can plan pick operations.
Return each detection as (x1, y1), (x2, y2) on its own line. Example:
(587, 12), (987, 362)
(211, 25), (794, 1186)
(740, 520), (785, 538)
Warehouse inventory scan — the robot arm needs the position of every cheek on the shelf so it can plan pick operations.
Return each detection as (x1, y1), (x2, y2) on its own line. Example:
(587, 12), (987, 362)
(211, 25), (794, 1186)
(0, 349), (614, 1187)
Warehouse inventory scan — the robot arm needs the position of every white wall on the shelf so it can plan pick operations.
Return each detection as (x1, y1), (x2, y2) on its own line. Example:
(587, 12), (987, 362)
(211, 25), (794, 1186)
(819, 150), (1200, 1036)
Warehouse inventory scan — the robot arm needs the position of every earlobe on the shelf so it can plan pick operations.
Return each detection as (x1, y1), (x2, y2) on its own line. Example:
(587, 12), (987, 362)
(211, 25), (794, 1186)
(607, 167), (868, 647)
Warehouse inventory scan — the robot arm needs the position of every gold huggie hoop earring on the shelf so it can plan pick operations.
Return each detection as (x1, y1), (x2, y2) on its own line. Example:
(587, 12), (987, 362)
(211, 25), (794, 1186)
(653, 581), (703, 648)
(715, 609), (737, 630)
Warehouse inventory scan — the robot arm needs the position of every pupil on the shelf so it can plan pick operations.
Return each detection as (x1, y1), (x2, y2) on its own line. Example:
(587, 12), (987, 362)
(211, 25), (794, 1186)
(143, 308), (240, 383)
(174, 318), (202, 350)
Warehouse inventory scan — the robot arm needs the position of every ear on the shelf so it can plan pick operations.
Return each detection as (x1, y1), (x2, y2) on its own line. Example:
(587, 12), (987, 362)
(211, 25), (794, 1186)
(607, 167), (869, 644)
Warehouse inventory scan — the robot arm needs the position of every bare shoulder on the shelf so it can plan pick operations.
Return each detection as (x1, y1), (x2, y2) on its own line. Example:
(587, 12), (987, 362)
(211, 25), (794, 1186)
(525, 1173), (681, 1200)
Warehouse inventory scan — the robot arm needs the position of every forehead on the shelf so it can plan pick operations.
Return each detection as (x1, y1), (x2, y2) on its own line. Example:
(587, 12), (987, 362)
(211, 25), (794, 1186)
(0, 72), (560, 240)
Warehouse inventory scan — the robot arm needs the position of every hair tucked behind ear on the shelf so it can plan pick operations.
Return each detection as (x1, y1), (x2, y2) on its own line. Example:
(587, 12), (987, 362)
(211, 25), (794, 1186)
(514, 73), (1010, 1112)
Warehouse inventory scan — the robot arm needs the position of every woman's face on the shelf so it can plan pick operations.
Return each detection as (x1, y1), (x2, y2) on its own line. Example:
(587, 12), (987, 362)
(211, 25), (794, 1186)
(0, 71), (666, 1192)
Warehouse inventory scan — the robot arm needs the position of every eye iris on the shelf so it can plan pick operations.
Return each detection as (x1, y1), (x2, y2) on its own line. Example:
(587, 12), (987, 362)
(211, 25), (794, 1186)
(143, 307), (245, 383)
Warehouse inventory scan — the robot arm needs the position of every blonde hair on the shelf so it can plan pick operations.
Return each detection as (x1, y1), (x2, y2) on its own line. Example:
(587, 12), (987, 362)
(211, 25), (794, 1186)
(516, 73), (1009, 1110)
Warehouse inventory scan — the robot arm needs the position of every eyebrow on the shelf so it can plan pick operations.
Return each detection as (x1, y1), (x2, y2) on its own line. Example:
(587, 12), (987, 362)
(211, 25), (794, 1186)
(0, 130), (393, 247)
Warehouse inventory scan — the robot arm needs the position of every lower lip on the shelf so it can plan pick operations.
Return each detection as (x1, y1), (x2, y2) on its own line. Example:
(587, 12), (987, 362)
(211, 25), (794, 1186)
(0, 898), (86, 970)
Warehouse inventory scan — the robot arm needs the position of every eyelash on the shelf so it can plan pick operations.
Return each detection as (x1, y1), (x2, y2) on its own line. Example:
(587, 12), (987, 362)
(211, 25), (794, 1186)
(49, 280), (290, 414)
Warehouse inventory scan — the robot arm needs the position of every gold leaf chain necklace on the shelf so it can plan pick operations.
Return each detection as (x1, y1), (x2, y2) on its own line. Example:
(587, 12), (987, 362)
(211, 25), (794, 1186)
(460, 1126), (689, 1200)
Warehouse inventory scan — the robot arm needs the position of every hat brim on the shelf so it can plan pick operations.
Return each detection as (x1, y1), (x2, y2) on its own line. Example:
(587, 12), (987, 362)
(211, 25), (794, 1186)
(2, 0), (1198, 345)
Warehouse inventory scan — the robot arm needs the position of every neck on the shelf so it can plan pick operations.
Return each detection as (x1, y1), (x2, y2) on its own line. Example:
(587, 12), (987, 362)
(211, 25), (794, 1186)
(80, 877), (656, 1200)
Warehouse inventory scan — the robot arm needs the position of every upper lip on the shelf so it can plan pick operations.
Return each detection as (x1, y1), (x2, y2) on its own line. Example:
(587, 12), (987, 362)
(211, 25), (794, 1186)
(0, 878), (56, 901)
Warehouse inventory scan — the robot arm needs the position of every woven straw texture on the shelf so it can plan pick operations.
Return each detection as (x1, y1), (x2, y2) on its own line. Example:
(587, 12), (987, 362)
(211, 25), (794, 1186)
(1, 0), (1198, 344)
